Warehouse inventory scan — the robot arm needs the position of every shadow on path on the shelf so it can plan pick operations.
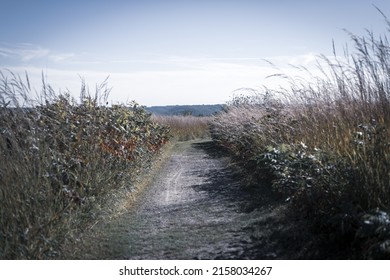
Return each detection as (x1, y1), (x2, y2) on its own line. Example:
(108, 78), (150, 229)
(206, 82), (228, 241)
(189, 141), (316, 259)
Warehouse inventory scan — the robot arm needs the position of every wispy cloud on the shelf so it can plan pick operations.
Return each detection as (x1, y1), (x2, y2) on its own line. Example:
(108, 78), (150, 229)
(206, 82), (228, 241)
(2, 51), (338, 106)
(0, 48), (11, 58)
(263, 53), (322, 66)
(108, 54), (325, 73)
(0, 43), (49, 61)
(0, 43), (75, 63)
(48, 53), (76, 62)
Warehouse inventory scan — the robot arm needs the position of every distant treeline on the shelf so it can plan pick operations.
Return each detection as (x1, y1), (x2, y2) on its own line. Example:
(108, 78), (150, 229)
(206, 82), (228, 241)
(146, 104), (223, 116)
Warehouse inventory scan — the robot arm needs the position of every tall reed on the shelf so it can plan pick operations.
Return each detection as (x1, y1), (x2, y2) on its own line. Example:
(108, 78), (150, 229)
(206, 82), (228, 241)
(210, 14), (390, 258)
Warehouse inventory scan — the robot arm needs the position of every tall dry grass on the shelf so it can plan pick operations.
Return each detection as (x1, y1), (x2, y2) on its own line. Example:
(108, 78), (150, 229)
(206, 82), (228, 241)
(0, 71), (169, 259)
(211, 14), (390, 258)
(152, 115), (210, 141)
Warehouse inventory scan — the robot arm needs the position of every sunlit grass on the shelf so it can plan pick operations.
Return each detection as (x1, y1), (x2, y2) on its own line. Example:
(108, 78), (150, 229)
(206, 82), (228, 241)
(152, 114), (211, 141)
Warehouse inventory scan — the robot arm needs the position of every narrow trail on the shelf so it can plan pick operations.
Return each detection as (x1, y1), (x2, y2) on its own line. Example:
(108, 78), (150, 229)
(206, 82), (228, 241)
(74, 139), (315, 260)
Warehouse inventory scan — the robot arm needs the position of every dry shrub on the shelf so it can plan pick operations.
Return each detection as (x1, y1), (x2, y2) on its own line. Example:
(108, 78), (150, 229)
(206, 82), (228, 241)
(0, 71), (170, 259)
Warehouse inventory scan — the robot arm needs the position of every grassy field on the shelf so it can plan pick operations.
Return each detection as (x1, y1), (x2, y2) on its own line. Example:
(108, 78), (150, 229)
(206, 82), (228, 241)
(0, 73), (170, 259)
(210, 21), (390, 259)
(152, 114), (211, 141)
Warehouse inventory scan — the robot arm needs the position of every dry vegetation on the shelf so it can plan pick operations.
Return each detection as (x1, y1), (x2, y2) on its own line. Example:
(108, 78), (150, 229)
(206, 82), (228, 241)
(4, 13), (390, 260)
(152, 114), (210, 141)
(210, 17), (390, 259)
(0, 73), (170, 259)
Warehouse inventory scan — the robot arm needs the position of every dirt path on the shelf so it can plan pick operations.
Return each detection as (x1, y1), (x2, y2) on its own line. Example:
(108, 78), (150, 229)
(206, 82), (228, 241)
(73, 139), (315, 259)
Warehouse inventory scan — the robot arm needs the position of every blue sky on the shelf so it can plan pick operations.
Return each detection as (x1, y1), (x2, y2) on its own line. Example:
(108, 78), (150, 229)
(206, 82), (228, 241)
(1, 0), (390, 105)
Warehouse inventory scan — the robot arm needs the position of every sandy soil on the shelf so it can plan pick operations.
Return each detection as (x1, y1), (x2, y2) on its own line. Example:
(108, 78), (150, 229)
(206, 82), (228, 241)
(69, 139), (322, 259)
